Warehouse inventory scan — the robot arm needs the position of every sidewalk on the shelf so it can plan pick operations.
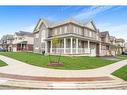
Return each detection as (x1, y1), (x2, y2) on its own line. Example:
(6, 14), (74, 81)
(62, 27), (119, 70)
(0, 55), (127, 78)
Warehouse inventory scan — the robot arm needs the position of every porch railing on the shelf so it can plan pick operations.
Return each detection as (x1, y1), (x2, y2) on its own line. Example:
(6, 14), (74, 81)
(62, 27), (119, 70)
(50, 48), (91, 54)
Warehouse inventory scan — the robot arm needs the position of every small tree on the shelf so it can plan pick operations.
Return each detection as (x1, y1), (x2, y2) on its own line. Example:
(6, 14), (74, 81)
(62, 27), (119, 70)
(48, 36), (63, 66)
(52, 37), (60, 54)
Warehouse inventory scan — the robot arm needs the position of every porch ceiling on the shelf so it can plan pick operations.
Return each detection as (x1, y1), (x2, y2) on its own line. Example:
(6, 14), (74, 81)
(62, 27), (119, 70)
(17, 41), (27, 44)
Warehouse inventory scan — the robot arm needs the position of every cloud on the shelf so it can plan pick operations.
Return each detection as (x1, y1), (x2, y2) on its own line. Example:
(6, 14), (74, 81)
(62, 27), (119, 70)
(21, 25), (35, 32)
(74, 6), (113, 20)
(97, 23), (127, 41)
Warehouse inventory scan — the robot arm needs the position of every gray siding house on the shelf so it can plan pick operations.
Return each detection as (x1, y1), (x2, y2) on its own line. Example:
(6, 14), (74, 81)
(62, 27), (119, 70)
(33, 18), (101, 56)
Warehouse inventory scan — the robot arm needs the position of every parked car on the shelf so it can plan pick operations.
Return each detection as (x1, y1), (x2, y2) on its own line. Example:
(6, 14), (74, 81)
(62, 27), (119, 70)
(122, 51), (127, 55)
(0, 48), (6, 52)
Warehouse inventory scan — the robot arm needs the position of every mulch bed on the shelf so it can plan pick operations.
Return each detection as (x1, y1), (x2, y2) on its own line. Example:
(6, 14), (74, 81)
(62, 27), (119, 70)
(48, 61), (64, 67)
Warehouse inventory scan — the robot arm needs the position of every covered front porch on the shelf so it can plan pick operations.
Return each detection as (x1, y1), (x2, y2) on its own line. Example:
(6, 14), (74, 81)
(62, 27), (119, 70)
(16, 41), (28, 51)
(47, 37), (101, 56)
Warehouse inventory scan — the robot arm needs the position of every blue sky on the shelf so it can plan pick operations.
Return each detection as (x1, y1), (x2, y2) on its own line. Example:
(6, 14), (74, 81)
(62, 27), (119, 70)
(0, 6), (127, 41)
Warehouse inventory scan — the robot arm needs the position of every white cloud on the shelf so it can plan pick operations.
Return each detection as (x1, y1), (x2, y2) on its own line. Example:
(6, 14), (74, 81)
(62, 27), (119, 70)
(74, 6), (113, 20)
(21, 25), (35, 32)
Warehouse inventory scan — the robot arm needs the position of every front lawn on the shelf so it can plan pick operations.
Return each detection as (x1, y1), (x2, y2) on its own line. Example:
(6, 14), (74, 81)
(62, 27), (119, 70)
(116, 55), (127, 60)
(0, 60), (7, 67)
(112, 64), (127, 81)
(0, 52), (118, 70)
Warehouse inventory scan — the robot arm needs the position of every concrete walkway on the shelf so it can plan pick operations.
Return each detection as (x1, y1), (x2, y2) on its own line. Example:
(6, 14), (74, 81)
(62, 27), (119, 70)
(0, 55), (127, 78)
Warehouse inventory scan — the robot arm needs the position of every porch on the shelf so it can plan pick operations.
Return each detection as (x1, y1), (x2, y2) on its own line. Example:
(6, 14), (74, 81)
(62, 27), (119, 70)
(47, 37), (101, 56)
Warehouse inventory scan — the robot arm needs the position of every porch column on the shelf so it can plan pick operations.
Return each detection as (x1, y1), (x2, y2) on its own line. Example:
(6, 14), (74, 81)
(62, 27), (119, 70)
(87, 40), (90, 53)
(70, 37), (73, 54)
(99, 42), (102, 56)
(50, 40), (52, 53)
(76, 38), (78, 54)
(64, 38), (66, 54)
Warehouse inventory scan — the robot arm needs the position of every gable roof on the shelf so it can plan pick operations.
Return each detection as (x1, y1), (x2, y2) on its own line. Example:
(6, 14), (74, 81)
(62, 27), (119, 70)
(15, 31), (33, 37)
(116, 38), (125, 42)
(33, 18), (98, 33)
(100, 31), (109, 37)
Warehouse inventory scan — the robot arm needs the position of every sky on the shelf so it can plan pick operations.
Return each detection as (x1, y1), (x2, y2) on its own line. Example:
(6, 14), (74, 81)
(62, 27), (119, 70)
(0, 6), (127, 41)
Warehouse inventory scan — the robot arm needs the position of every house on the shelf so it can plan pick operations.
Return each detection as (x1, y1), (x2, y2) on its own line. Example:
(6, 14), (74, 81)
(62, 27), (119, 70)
(0, 40), (2, 49)
(109, 36), (117, 56)
(99, 31), (111, 56)
(115, 38), (125, 54)
(0, 34), (14, 51)
(125, 42), (127, 51)
(33, 18), (101, 56)
(12, 31), (34, 52)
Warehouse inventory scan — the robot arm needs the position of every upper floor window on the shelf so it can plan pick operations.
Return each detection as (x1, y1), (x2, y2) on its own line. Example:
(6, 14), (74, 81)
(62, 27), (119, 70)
(65, 26), (68, 33)
(59, 27), (62, 34)
(35, 33), (39, 38)
(18, 37), (23, 40)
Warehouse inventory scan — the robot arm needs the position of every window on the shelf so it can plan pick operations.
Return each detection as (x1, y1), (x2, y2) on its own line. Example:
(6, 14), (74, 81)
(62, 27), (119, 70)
(19, 37), (22, 40)
(59, 27), (62, 34)
(78, 28), (82, 35)
(64, 26), (67, 33)
(84, 29), (87, 36)
(54, 28), (57, 35)
(35, 33), (39, 38)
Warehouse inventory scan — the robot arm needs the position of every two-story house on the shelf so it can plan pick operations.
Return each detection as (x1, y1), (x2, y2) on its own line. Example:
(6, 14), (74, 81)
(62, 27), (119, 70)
(109, 36), (117, 56)
(33, 18), (101, 56)
(0, 40), (2, 49)
(0, 34), (14, 51)
(100, 31), (111, 56)
(115, 38), (125, 54)
(12, 31), (34, 52)
(125, 42), (127, 51)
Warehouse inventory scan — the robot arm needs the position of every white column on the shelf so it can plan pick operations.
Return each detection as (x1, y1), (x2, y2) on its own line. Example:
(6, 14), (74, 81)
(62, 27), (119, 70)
(84, 41), (85, 53)
(99, 42), (102, 56)
(87, 40), (90, 53)
(88, 40), (90, 49)
(70, 37), (73, 54)
(76, 38), (78, 54)
(50, 40), (52, 53)
(64, 38), (66, 54)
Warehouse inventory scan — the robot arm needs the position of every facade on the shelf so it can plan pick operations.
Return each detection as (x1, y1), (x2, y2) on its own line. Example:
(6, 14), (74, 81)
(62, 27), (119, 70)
(0, 35), (14, 51)
(100, 31), (111, 56)
(33, 18), (126, 56)
(109, 36), (117, 56)
(33, 18), (101, 56)
(115, 38), (125, 54)
(0, 40), (2, 49)
(125, 42), (127, 51)
(12, 31), (34, 52)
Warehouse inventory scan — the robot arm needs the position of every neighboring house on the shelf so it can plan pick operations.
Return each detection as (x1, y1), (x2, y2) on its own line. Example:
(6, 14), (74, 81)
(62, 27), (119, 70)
(100, 31), (111, 56)
(125, 42), (127, 51)
(0, 34), (14, 51)
(0, 40), (2, 49)
(12, 31), (34, 52)
(115, 38), (125, 54)
(33, 18), (101, 56)
(109, 36), (117, 56)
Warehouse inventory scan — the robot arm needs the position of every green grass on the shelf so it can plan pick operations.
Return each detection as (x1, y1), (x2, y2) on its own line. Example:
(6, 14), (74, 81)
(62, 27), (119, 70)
(116, 55), (127, 60)
(0, 60), (7, 67)
(0, 52), (118, 70)
(112, 64), (127, 81)
(112, 55), (127, 80)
